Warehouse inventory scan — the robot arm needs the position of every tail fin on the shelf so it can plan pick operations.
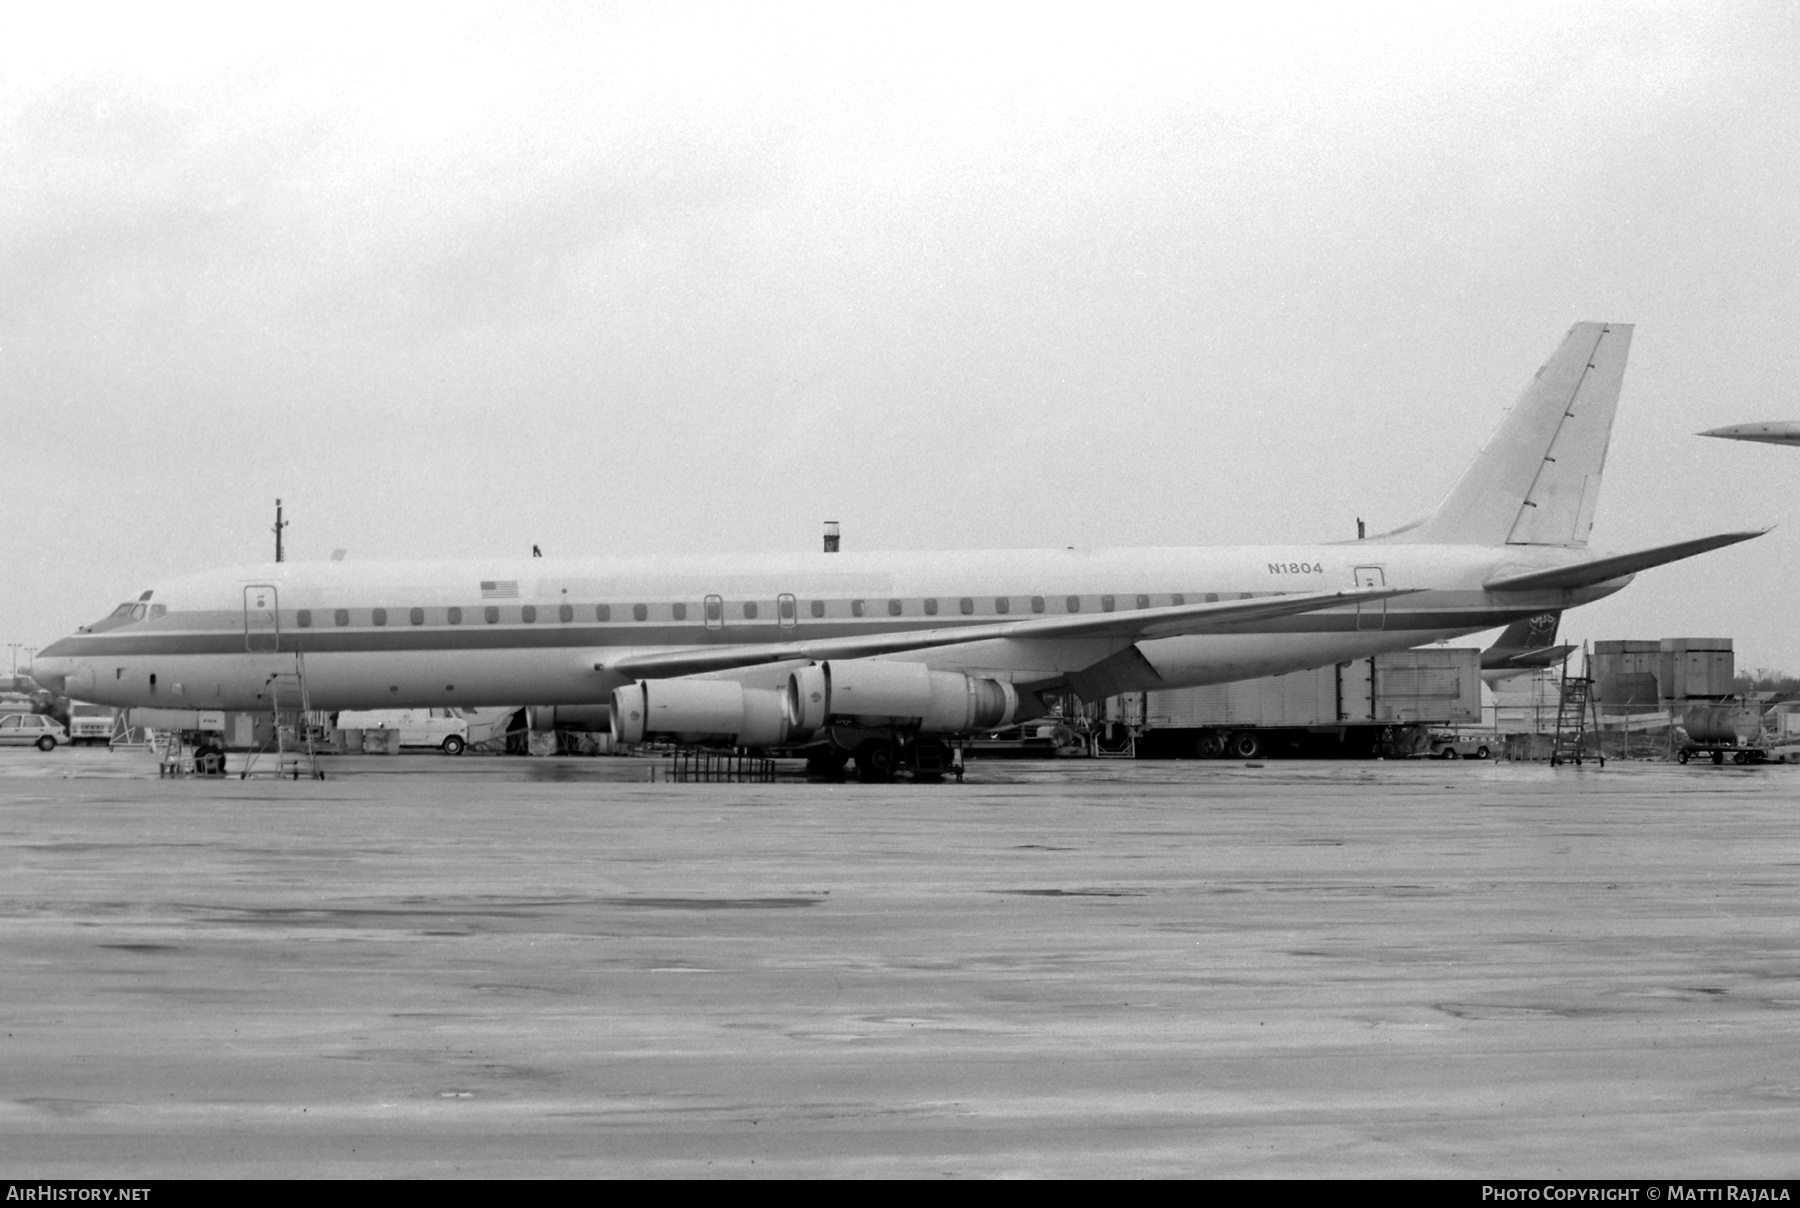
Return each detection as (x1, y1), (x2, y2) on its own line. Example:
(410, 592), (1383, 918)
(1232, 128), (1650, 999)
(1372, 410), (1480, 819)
(1382, 322), (1633, 547)
(1479, 610), (1573, 672)
(1487, 611), (1562, 654)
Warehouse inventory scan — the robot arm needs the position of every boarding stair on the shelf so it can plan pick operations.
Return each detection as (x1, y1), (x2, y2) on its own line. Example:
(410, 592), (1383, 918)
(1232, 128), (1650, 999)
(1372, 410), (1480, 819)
(1549, 644), (1605, 768)
(239, 652), (325, 780)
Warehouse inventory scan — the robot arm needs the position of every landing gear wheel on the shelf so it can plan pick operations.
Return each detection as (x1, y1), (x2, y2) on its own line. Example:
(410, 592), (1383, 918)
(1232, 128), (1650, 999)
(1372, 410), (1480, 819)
(35, 735), (55, 752)
(1095, 723), (1133, 756)
(194, 745), (226, 776)
(854, 741), (898, 783)
(912, 738), (951, 779)
(441, 734), (466, 756)
(806, 747), (851, 778)
(1229, 732), (1262, 760)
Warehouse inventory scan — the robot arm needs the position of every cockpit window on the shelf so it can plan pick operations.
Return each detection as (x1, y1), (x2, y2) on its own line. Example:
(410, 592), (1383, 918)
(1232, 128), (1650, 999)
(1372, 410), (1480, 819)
(87, 598), (160, 634)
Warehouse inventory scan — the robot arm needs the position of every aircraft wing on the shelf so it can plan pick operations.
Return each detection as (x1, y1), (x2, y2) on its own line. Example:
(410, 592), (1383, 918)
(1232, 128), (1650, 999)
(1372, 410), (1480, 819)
(598, 587), (1420, 679)
(1482, 530), (1767, 593)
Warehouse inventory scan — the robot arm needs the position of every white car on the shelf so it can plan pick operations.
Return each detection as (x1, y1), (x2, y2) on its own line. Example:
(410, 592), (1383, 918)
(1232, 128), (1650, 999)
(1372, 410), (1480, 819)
(0, 713), (69, 751)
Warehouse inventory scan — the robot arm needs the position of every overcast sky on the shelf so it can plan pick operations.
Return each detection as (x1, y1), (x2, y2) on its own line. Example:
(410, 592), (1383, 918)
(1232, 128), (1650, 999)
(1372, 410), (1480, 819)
(4, 1), (1798, 676)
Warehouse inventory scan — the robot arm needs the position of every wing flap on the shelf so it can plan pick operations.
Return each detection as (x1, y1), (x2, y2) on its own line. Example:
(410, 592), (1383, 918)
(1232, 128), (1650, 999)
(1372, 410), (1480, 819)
(598, 587), (1420, 679)
(1483, 530), (1766, 592)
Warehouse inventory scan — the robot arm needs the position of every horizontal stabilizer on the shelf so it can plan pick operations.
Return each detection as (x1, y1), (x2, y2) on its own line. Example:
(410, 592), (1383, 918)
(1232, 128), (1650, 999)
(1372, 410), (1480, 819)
(600, 587), (1420, 679)
(1483, 530), (1766, 592)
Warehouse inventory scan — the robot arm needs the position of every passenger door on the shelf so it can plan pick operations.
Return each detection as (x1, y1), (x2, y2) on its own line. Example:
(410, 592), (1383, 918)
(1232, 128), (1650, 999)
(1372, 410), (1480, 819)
(1353, 566), (1386, 631)
(243, 585), (280, 652)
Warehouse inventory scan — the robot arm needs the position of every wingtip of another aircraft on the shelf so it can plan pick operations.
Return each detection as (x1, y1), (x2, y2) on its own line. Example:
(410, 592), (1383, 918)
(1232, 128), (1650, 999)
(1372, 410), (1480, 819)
(1697, 422), (1800, 445)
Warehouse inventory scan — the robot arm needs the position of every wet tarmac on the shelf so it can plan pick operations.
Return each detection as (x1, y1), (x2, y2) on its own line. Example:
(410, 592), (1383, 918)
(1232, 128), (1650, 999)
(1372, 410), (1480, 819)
(2, 747), (1798, 1177)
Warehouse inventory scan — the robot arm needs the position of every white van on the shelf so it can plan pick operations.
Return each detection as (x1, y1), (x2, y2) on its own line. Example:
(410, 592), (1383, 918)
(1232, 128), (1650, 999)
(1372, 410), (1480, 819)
(337, 708), (470, 755)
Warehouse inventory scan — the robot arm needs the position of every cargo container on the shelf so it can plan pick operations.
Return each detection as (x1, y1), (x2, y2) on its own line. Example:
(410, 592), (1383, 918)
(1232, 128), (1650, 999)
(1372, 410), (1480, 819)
(1659, 638), (1734, 701)
(1588, 635), (1737, 717)
(1112, 648), (1483, 759)
(1591, 640), (1662, 707)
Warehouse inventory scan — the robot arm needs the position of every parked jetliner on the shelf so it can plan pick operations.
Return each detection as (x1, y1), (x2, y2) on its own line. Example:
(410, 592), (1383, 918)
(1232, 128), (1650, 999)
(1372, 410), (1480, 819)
(31, 322), (1763, 777)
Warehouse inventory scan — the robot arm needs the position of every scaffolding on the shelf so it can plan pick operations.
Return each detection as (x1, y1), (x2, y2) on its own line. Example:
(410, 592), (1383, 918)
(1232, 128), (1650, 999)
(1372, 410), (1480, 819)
(655, 749), (777, 783)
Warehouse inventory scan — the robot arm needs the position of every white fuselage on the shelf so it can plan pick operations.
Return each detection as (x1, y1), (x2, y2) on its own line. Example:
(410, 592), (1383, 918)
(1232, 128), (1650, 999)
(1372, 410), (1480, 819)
(32, 542), (1619, 713)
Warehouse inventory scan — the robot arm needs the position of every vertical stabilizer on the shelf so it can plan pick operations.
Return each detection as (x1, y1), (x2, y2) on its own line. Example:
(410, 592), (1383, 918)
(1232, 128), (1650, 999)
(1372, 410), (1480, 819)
(1385, 322), (1632, 547)
(1482, 611), (1562, 660)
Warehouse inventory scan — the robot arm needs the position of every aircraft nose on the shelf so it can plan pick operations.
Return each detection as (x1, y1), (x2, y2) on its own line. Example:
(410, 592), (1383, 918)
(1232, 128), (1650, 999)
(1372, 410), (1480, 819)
(28, 640), (75, 694)
(29, 660), (66, 694)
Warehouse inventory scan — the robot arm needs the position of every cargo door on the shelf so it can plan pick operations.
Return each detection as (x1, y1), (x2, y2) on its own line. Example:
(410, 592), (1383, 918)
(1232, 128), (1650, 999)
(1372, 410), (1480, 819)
(243, 585), (280, 653)
(1353, 566), (1386, 631)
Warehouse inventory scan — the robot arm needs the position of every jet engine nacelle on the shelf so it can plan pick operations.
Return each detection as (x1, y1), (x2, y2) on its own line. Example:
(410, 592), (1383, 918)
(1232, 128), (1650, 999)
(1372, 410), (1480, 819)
(610, 680), (795, 747)
(784, 660), (1023, 733)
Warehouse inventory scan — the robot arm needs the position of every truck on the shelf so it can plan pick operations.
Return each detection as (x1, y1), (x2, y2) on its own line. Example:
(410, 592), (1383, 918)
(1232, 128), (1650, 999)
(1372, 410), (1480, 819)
(1675, 701), (1771, 765)
(1108, 647), (1485, 759)
(66, 702), (117, 747)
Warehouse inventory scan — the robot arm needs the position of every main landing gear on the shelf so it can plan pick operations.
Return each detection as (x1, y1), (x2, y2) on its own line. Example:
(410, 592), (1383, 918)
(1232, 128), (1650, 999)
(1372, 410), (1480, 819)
(803, 733), (963, 783)
(854, 740), (898, 783)
(805, 747), (851, 778)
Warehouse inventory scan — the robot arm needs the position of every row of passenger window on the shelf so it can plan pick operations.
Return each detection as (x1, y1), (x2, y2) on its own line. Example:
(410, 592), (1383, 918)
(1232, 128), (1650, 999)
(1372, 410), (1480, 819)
(292, 592), (1252, 629)
(296, 604), (585, 627)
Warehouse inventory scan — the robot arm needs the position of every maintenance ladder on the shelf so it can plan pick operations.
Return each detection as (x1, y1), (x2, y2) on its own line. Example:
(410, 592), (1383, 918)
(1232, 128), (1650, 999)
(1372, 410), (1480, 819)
(1550, 645), (1605, 768)
(239, 652), (325, 780)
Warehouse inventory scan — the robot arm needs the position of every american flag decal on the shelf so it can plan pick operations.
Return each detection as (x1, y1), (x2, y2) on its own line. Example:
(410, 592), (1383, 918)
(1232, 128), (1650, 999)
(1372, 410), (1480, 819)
(480, 580), (520, 599)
